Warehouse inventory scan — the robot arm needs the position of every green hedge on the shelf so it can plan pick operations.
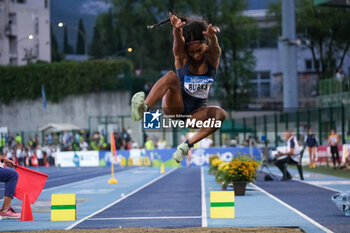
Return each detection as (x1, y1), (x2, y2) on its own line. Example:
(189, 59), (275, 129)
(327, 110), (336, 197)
(0, 60), (133, 104)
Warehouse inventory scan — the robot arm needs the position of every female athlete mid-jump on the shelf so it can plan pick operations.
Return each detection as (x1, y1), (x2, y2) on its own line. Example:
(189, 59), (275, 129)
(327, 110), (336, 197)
(131, 12), (226, 163)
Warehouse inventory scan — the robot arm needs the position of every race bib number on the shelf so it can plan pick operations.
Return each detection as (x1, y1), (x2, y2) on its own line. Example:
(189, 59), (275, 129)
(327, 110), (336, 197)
(331, 137), (337, 143)
(184, 75), (213, 99)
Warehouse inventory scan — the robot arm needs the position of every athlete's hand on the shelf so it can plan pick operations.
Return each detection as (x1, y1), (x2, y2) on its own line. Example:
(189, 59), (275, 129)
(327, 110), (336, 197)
(203, 24), (220, 37)
(3, 157), (16, 168)
(169, 12), (185, 29)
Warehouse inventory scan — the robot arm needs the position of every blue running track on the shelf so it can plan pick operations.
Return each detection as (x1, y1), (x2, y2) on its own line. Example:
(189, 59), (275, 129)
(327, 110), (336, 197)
(1, 165), (349, 232)
(0, 166), (131, 198)
(256, 178), (350, 233)
(74, 167), (202, 229)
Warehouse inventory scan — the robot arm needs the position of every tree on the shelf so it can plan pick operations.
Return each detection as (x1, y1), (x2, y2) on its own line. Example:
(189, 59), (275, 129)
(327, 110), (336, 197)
(192, 0), (257, 109)
(63, 26), (74, 54)
(51, 25), (64, 62)
(90, 21), (104, 58)
(269, 0), (350, 79)
(90, 10), (125, 59)
(89, 0), (258, 108)
(76, 18), (86, 55)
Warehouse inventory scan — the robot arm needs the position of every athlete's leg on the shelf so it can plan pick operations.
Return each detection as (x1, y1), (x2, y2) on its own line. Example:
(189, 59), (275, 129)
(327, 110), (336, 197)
(172, 106), (226, 162)
(131, 71), (183, 121)
(308, 147), (313, 168)
(186, 106), (227, 145)
(311, 146), (316, 168)
(146, 71), (184, 115)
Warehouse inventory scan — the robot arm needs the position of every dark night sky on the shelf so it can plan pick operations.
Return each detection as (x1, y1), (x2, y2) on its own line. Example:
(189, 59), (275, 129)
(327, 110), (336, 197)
(50, 0), (277, 52)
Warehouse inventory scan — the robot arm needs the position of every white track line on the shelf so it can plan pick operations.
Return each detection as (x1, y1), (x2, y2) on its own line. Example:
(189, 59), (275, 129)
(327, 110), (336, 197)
(201, 166), (207, 227)
(43, 175), (107, 192)
(43, 168), (132, 192)
(88, 216), (201, 221)
(252, 184), (334, 233)
(269, 170), (341, 193)
(0, 169), (130, 203)
(65, 167), (178, 230)
(299, 179), (341, 192)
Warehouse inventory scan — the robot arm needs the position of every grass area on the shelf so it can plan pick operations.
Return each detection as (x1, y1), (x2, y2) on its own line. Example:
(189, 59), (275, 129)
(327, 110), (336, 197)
(303, 165), (350, 179)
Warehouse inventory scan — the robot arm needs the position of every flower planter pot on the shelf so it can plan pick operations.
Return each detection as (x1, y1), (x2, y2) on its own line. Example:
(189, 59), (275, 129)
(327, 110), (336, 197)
(233, 182), (247, 196)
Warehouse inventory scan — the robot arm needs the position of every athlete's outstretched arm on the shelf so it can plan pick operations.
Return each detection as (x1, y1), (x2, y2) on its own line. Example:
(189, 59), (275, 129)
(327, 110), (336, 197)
(203, 24), (221, 69)
(169, 12), (188, 69)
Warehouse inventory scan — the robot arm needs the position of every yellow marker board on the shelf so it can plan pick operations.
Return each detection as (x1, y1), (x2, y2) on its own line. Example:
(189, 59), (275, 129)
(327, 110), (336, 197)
(51, 194), (77, 221)
(210, 191), (235, 218)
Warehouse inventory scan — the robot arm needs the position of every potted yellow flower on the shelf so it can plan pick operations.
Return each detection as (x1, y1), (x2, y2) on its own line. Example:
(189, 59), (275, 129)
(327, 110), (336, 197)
(225, 154), (259, 196)
(215, 162), (230, 190)
(208, 155), (223, 175)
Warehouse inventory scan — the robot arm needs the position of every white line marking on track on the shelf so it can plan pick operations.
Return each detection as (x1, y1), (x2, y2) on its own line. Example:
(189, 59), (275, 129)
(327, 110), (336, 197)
(299, 179), (341, 193)
(251, 183), (334, 233)
(65, 167), (179, 230)
(201, 166), (207, 227)
(0, 169), (129, 203)
(88, 216), (202, 220)
(43, 168), (132, 192)
(308, 180), (350, 185)
(270, 171), (341, 193)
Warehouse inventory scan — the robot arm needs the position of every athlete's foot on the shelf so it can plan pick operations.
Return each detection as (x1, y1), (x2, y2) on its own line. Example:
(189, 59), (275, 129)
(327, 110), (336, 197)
(131, 91), (147, 121)
(172, 143), (189, 163)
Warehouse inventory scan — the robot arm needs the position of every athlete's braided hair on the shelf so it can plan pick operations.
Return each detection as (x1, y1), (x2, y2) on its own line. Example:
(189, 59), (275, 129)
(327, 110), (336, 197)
(182, 19), (208, 45)
(147, 15), (208, 45)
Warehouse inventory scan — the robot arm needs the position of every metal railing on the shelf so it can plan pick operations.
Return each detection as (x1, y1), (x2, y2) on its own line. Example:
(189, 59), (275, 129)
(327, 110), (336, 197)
(319, 77), (350, 95)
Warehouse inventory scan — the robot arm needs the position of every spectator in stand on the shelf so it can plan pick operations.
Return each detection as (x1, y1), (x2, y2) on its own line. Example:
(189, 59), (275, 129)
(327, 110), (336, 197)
(131, 140), (139, 149)
(157, 138), (167, 149)
(122, 129), (131, 147)
(74, 132), (80, 145)
(328, 129), (341, 169)
(36, 145), (44, 166)
(145, 136), (155, 150)
(63, 132), (72, 150)
(47, 133), (53, 146)
(198, 136), (214, 148)
(5, 146), (14, 162)
(336, 68), (344, 82)
(15, 134), (22, 146)
(26, 146), (34, 166)
(7, 134), (14, 148)
(35, 134), (40, 146)
(0, 155), (21, 219)
(29, 136), (36, 150)
(114, 130), (123, 150)
(304, 128), (318, 168)
(99, 132), (107, 150)
(16, 144), (24, 166)
(89, 131), (100, 151)
(80, 138), (89, 151)
(21, 147), (28, 166)
(0, 135), (5, 154)
(50, 145), (56, 166)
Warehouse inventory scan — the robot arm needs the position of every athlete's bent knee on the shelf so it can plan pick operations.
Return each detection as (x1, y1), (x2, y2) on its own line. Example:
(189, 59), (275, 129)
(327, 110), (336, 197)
(166, 71), (178, 83)
(217, 108), (227, 122)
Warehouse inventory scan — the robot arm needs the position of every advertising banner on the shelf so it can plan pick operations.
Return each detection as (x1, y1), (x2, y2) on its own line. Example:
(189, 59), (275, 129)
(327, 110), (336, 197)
(55, 151), (99, 167)
(316, 145), (343, 164)
(98, 147), (262, 167)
